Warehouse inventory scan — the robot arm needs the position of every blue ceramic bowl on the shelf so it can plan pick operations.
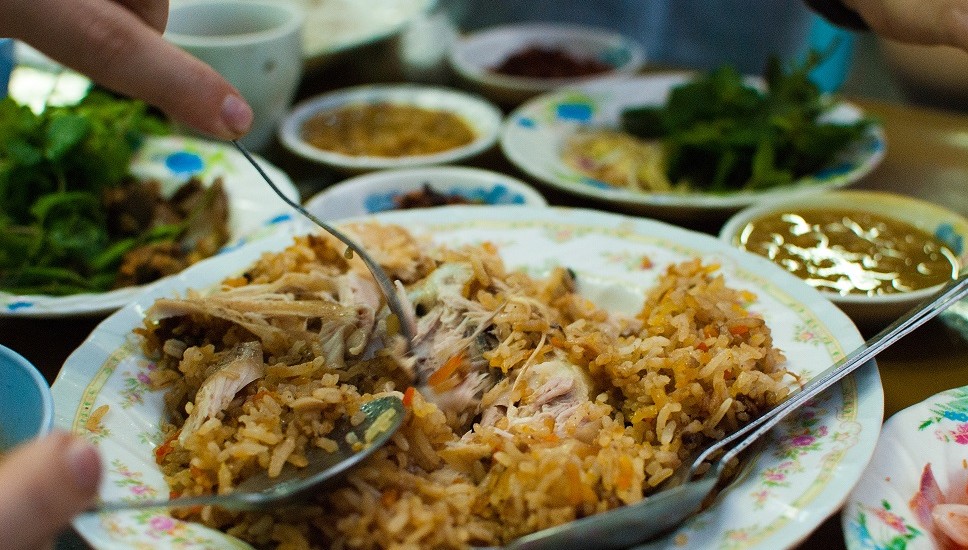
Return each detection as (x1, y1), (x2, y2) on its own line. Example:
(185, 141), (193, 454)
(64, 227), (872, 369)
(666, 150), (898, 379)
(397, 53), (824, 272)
(0, 344), (54, 449)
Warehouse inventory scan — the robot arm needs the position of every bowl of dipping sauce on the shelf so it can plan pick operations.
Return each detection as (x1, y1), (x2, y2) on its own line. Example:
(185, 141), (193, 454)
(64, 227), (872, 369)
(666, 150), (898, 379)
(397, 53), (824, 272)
(301, 165), (547, 222)
(0, 345), (54, 450)
(719, 190), (967, 326)
(278, 84), (503, 174)
(448, 22), (645, 107)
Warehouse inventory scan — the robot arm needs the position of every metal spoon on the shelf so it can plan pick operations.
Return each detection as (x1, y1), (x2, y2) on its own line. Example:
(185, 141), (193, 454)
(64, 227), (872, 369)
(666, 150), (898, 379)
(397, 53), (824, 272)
(230, 140), (415, 346)
(89, 395), (404, 513)
(498, 272), (968, 550)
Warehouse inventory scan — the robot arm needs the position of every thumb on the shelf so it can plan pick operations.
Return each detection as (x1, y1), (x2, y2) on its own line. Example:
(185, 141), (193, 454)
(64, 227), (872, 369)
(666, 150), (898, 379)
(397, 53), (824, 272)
(0, 431), (102, 550)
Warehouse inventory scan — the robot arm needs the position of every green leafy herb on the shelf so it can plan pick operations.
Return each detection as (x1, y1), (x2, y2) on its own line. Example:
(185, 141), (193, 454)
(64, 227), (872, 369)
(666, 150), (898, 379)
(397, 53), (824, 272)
(619, 52), (874, 192)
(0, 91), (170, 295)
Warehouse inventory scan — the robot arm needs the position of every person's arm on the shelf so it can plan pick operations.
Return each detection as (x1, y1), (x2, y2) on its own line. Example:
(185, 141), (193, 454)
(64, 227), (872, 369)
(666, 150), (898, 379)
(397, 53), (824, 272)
(808, 0), (968, 51)
(2, 0), (253, 139)
(0, 431), (102, 550)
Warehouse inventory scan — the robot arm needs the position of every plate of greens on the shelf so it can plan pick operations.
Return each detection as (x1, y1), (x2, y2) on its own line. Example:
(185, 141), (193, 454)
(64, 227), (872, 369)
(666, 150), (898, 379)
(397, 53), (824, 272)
(0, 93), (299, 318)
(500, 60), (885, 224)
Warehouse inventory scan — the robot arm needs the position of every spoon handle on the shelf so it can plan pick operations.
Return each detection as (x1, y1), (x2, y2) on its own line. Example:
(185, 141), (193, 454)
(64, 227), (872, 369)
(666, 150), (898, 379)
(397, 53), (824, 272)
(90, 491), (264, 514)
(692, 273), (968, 475)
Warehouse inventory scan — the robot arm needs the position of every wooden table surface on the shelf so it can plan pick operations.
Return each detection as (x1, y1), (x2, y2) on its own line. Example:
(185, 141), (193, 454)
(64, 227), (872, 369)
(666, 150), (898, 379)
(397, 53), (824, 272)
(2, 70), (967, 548)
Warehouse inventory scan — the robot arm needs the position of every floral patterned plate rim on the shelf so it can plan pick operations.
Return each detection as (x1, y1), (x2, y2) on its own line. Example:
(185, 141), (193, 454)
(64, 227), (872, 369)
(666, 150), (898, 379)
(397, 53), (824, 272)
(842, 385), (968, 550)
(0, 135), (299, 319)
(499, 73), (886, 223)
(51, 206), (883, 549)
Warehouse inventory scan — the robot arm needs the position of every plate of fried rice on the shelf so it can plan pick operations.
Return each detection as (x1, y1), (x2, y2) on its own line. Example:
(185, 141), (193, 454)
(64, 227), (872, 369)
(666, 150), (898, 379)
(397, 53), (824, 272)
(52, 206), (883, 549)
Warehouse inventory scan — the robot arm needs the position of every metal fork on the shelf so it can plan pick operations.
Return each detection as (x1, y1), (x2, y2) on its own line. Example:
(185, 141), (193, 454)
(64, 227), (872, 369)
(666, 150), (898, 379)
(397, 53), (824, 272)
(231, 140), (415, 346)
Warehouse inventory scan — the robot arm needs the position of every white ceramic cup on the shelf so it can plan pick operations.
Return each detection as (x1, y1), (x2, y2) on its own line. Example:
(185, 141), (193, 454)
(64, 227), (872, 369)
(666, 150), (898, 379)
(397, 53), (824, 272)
(166, 0), (304, 151)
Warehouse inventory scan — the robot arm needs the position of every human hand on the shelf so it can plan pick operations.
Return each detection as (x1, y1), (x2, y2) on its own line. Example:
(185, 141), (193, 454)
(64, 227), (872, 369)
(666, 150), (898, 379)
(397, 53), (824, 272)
(844, 0), (968, 50)
(0, 431), (101, 550)
(2, 0), (253, 139)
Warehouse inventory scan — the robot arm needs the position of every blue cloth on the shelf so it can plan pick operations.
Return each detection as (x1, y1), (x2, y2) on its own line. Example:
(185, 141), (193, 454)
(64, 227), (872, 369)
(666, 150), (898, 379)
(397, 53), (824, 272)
(0, 38), (13, 98)
(448, 0), (854, 91)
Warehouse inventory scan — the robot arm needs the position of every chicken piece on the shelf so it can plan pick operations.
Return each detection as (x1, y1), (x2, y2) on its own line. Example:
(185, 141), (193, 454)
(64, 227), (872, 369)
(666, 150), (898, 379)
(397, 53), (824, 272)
(179, 341), (264, 445)
(518, 358), (593, 410)
(405, 262), (501, 427)
(489, 357), (600, 443)
(146, 271), (380, 363)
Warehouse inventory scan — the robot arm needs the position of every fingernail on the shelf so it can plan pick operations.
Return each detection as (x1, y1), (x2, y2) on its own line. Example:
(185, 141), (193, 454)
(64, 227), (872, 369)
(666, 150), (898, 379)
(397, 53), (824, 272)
(66, 437), (101, 493)
(221, 94), (253, 136)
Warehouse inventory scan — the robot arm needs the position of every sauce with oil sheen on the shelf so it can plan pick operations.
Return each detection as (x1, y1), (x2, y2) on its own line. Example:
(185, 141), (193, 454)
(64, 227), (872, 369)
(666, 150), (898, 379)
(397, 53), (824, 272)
(736, 208), (958, 296)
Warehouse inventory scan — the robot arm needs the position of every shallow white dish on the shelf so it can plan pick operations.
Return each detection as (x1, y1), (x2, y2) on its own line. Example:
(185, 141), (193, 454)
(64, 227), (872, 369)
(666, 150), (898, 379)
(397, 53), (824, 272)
(500, 73), (886, 224)
(448, 22), (645, 107)
(301, 165), (546, 222)
(53, 206), (882, 549)
(843, 385), (968, 549)
(0, 135), (299, 318)
(279, 84), (503, 173)
(300, 0), (433, 68)
(719, 190), (968, 326)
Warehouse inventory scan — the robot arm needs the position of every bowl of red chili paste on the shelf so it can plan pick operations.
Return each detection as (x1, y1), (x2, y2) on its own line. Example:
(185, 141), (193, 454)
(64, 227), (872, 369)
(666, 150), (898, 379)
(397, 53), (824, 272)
(448, 22), (644, 107)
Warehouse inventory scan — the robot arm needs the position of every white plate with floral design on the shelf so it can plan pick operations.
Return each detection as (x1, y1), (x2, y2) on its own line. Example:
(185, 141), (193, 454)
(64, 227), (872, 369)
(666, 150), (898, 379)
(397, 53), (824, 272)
(500, 73), (886, 224)
(52, 206), (882, 549)
(843, 385), (968, 549)
(0, 135), (299, 318)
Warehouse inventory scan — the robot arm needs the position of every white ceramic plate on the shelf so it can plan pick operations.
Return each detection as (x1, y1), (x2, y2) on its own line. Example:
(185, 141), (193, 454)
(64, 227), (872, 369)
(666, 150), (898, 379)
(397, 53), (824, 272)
(279, 84), (504, 173)
(843, 385), (968, 549)
(298, 0), (433, 68)
(301, 166), (547, 222)
(0, 135), (299, 318)
(53, 206), (882, 550)
(500, 73), (886, 223)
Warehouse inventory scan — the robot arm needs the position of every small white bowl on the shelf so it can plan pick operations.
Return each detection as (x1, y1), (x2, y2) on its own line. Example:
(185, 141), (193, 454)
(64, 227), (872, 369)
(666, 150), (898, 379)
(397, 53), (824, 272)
(448, 22), (645, 107)
(301, 166), (547, 222)
(0, 345), (54, 450)
(278, 84), (503, 174)
(719, 190), (968, 326)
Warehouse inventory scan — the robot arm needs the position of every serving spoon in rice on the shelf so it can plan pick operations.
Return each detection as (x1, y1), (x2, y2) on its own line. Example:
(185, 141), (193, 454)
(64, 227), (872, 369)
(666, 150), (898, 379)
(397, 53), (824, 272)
(493, 273), (968, 550)
(89, 395), (405, 513)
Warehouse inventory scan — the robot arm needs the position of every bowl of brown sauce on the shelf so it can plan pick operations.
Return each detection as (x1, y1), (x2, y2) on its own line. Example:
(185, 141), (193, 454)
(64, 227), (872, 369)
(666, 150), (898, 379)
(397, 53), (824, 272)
(448, 23), (645, 107)
(719, 190), (967, 326)
(278, 84), (503, 173)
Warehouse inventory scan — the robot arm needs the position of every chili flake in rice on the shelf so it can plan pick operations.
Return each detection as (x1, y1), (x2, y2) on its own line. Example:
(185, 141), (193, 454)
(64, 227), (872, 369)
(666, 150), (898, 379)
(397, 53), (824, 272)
(135, 223), (791, 549)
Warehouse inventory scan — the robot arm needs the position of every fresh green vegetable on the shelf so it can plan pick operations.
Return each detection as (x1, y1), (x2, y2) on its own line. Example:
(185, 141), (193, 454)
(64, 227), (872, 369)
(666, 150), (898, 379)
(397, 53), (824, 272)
(0, 91), (170, 295)
(619, 52), (874, 193)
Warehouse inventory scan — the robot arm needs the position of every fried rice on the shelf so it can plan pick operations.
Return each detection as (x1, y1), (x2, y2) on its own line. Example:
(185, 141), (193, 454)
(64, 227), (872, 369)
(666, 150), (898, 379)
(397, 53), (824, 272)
(134, 223), (791, 549)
